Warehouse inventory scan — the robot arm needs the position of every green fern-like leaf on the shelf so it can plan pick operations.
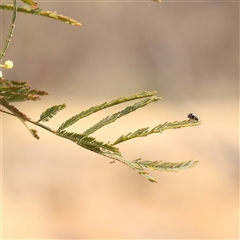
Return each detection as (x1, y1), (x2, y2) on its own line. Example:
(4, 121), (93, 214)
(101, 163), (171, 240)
(133, 159), (199, 172)
(0, 78), (48, 102)
(56, 130), (121, 155)
(113, 120), (201, 145)
(38, 104), (66, 122)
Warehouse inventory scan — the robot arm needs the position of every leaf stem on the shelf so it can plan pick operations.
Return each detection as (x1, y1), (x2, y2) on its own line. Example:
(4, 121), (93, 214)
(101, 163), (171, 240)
(0, 0), (17, 61)
(0, 108), (56, 134)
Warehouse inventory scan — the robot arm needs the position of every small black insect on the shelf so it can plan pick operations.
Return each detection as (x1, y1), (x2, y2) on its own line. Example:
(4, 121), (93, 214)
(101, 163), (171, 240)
(187, 113), (199, 121)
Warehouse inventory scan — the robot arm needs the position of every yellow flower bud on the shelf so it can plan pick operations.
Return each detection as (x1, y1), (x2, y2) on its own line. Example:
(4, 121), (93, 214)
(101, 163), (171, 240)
(4, 60), (13, 69)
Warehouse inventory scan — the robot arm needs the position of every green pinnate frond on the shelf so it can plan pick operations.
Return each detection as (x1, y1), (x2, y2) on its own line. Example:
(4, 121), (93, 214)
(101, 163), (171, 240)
(83, 97), (159, 136)
(38, 104), (66, 122)
(56, 130), (120, 155)
(113, 120), (201, 145)
(133, 159), (199, 172)
(98, 151), (198, 182)
(0, 4), (81, 26)
(0, 78), (48, 102)
(58, 91), (160, 131)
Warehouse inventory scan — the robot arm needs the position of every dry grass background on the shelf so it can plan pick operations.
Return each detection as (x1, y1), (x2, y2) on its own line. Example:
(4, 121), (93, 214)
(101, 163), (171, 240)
(1, 1), (239, 239)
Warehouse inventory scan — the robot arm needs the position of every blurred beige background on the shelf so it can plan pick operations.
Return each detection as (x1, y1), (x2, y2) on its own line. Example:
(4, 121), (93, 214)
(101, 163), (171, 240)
(1, 1), (239, 239)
